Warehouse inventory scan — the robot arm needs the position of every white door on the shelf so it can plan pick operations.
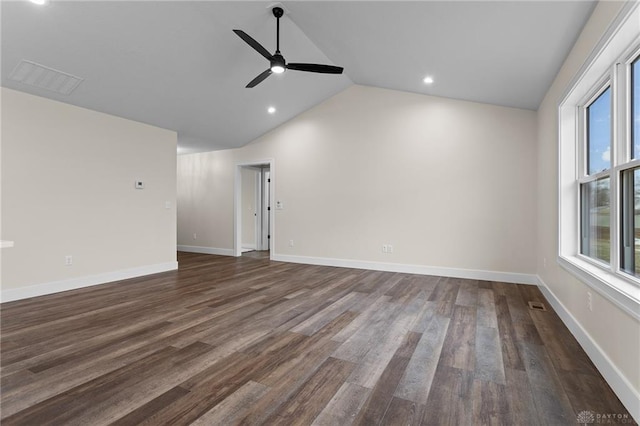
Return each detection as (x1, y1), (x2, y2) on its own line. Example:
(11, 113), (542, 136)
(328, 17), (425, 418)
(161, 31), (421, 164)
(259, 169), (271, 251)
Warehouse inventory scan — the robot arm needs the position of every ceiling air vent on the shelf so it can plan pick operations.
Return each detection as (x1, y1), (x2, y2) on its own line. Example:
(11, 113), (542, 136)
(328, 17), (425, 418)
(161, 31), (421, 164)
(8, 60), (83, 95)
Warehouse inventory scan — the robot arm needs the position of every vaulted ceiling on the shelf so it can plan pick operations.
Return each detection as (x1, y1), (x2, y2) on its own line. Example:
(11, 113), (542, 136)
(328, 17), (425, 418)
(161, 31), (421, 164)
(1, 1), (596, 154)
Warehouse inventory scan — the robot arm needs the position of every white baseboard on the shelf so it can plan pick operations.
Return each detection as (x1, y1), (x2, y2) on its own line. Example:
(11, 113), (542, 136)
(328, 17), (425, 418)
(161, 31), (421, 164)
(537, 276), (640, 423)
(177, 245), (235, 256)
(271, 254), (537, 285)
(1, 261), (178, 303)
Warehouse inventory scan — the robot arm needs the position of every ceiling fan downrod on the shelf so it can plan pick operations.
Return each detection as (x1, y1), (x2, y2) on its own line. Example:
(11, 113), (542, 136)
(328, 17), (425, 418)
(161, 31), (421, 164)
(273, 6), (283, 54)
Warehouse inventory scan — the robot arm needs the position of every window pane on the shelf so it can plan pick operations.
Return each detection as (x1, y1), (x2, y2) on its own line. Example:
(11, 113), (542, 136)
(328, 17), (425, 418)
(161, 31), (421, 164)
(587, 87), (611, 174)
(581, 177), (610, 263)
(621, 168), (640, 276)
(633, 57), (640, 159)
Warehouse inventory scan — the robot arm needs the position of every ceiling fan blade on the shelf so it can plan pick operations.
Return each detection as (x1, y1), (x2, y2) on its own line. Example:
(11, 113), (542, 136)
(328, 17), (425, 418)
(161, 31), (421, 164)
(233, 29), (272, 61)
(286, 63), (344, 74)
(246, 69), (272, 88)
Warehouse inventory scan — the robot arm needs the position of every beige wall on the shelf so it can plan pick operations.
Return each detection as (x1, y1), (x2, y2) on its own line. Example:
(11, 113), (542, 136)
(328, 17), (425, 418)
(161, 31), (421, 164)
(536, 0), (640, 408)
(1, 88), (177, 299)
(177, 148), (235, 254)
(177, 84), (537, 277)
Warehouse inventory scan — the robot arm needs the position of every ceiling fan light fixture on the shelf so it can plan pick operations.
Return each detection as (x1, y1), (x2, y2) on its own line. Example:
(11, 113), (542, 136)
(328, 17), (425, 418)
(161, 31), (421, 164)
(270, 54), (286, 74)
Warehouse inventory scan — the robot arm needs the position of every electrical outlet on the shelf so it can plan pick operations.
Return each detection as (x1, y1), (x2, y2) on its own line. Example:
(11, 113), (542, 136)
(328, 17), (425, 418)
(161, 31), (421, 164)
(289, 240), (294, 247)
(543, 258), (547, 268)
(382, 244), (388, 253)
(587, 291), (593, 312)
(388, 244), (393, 253)
(193, 233), (197, 240)
(65, 255), (73, 266)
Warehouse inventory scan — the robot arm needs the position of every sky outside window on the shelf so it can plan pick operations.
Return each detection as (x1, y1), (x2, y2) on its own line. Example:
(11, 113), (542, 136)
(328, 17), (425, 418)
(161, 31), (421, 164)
(633, 57), (639, 158)
(588, 87), (611, 175)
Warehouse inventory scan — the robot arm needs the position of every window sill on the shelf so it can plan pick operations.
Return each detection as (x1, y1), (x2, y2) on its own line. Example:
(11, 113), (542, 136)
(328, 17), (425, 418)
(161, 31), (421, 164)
(558, 255), (640, 321)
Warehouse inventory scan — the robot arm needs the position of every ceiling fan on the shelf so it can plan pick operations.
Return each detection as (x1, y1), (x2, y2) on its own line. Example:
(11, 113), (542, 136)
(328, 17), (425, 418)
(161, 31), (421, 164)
(233, 6), (344, 88)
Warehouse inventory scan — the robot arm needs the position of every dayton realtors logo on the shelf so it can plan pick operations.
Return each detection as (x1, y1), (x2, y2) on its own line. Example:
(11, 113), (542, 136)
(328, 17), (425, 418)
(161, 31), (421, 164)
(576, 410), (636, 424)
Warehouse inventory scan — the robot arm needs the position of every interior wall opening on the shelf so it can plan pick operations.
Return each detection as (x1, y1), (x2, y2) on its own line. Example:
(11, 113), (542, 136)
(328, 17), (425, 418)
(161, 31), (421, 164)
(237, 162), (272, 258)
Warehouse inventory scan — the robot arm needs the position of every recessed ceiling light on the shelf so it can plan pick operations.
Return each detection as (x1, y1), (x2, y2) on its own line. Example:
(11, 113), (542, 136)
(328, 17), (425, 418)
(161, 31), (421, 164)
(423, 76), (434, 84)
(29, 0), (49, 5)
(267, 106), (276, 114)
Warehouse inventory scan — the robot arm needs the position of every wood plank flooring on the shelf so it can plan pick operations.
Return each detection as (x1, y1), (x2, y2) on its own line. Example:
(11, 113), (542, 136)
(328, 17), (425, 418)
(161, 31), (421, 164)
(0, 252), (632, 425)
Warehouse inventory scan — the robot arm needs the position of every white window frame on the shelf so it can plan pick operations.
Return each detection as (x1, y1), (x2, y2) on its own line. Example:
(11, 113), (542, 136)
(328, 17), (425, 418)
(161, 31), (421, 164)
(578, 81), (612, 268)
(558, 1), (640, 321)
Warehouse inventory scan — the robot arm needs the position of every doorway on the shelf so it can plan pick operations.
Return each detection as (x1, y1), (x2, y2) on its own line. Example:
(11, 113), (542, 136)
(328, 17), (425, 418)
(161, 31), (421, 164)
(235, 161), (273, 258)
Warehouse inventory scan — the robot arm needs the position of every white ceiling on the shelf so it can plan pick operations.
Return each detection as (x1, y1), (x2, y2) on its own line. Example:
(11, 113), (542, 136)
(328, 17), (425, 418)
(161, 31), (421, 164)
(1, 1), (596, 154)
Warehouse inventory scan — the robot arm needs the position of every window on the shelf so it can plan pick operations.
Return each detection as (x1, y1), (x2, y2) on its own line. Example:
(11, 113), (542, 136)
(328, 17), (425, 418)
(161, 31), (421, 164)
(580, 87), (612, 264)
(581, 176), (610, 263)
(620, 167), (640, 276)
(586, 87), (612, 175)
(620, 58), (640, 278)
(578, 59), (639, 272)
(558, 2), (640, 320)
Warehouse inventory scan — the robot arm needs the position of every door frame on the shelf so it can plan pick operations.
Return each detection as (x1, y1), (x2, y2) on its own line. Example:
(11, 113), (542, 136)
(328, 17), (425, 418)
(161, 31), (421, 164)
(234, 159), (274, 258)
(258, 168), (271, 251)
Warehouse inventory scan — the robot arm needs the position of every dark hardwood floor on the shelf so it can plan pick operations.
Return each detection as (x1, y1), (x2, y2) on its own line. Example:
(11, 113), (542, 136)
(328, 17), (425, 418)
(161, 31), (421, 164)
(0, 252), (632, 425)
